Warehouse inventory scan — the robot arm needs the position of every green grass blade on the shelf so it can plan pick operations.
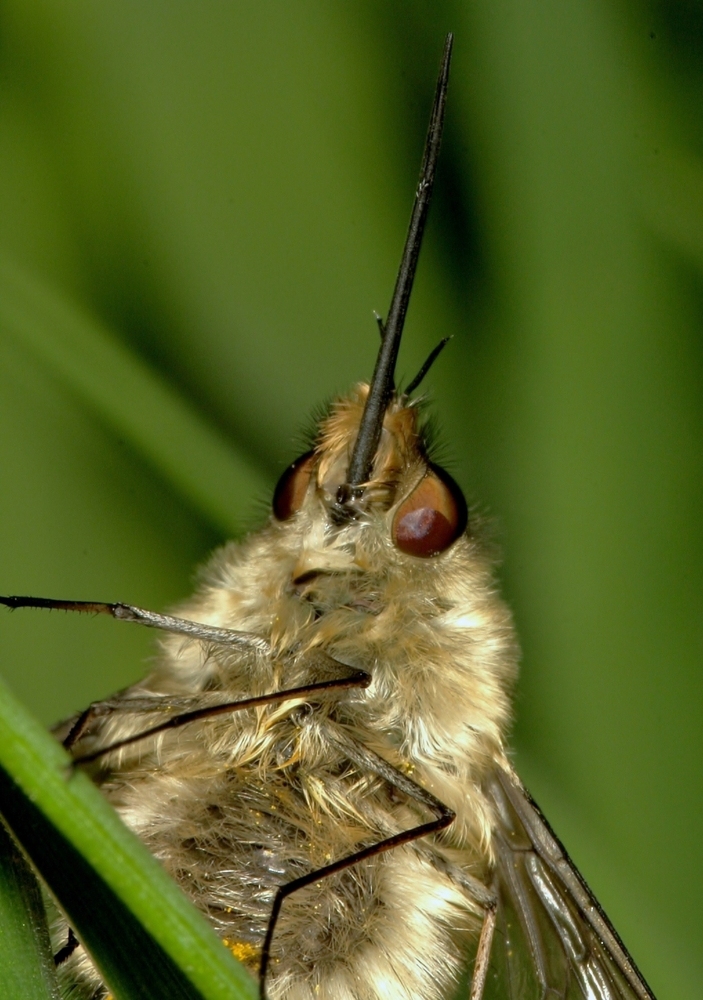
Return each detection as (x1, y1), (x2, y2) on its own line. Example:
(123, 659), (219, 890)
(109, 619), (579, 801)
(0, 776), (227, 1000)
(0, 669), (256, 1000)
(0, 254), (269, 537)
(0, 819), (60, 1000)
(644, 145), (703, 272)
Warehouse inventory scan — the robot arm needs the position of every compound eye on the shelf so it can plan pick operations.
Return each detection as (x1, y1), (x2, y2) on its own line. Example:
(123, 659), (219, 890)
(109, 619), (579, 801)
(392, 464), (467, 557)
(272, 452), (316, 521)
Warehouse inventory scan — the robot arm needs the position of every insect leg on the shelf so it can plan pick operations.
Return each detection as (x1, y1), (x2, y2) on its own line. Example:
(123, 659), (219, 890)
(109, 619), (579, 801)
(257, 724), (456, 1000)
(415, 844), (496, 910)
(405, 835), (498, 997)
(468, 896), (497, 1000)
(71, 667), (371, 765)
(0, 595), (270, 652)
(328, 727), (501, 994)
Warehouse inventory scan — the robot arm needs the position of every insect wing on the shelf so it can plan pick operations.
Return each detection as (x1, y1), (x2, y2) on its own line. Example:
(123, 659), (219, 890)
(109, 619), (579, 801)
(481, 764), (656, 1000)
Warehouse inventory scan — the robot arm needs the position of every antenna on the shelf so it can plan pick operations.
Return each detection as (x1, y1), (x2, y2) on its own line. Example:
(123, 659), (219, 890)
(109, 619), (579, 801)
(342, 32), (453, 494)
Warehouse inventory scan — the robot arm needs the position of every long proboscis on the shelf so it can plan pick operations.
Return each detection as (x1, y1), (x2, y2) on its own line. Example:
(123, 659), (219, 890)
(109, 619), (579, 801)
(343, 32), (453, 492)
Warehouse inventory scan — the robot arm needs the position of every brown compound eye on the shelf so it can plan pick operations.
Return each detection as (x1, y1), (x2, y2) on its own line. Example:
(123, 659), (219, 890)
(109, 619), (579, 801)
(272, 451), (316, 521)
(392, 464), (467, 557)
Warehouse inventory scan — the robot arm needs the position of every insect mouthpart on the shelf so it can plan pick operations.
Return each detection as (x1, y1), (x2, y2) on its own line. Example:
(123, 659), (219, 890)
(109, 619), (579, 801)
(332, 482), (365, 522)
(332, 29), (451, 526)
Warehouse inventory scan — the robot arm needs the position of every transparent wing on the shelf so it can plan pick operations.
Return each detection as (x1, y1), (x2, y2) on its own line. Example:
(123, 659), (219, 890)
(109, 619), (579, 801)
(479, 762), (656, 1000)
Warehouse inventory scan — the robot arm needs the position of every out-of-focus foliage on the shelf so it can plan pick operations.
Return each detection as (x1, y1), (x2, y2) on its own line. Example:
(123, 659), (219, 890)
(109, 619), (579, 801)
(0, 1), (700, 996)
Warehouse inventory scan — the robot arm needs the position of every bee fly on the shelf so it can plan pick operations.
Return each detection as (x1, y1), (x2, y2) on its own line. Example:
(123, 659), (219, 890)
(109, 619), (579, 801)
(0, 33), (657, 1000)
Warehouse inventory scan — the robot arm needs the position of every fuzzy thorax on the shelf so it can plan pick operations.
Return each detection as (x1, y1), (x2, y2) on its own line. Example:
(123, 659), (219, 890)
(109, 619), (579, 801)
(64, 385), (519, 1000)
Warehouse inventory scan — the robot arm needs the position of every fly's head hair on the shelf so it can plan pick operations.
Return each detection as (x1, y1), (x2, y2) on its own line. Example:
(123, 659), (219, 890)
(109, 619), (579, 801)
(271, 382), (468, 588)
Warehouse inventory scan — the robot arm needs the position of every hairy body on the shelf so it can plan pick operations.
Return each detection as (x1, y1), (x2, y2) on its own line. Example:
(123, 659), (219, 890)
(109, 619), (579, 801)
(58, 388), (517, 1000)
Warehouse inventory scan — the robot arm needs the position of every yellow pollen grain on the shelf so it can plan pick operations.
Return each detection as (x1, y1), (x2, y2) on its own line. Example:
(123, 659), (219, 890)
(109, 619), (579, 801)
(222, 938), (259, 965)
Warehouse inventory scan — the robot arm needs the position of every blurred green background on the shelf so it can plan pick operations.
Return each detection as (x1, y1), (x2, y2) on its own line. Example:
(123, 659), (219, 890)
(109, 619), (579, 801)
(0, 1), (700, 996)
